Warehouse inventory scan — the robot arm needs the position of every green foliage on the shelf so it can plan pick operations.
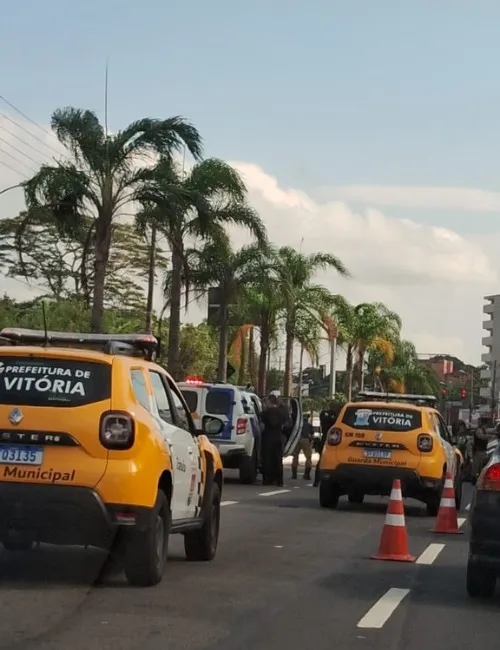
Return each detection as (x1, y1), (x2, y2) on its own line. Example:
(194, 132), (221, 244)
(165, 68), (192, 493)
(178, 324), (218, 379)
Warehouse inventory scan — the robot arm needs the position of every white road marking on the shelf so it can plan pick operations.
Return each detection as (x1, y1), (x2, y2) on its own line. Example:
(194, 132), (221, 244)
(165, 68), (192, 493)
(357, 588), (410, 629)
(259, 489), (291, 497)
(458, 517), (466, 528)
(416, 543), (445, 565)
(274, 545), (283, 548)
(465, 503), (471, 511)
(221, 501), (238, 507)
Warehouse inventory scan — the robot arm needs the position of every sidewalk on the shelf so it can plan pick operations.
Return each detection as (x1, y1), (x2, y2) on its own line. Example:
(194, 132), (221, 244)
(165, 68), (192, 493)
(283, 452), (320, 466)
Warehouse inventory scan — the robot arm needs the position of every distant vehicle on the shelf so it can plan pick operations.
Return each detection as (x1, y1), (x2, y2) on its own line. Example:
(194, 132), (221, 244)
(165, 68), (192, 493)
(318, 391), (463, 515)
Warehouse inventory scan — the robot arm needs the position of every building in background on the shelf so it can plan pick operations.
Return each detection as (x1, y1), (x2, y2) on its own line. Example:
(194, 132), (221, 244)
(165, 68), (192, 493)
(480, 294), (500, 418)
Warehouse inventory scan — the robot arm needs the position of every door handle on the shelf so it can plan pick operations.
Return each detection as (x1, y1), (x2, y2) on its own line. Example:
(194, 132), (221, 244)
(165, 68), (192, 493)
(188, 448), (194, 455)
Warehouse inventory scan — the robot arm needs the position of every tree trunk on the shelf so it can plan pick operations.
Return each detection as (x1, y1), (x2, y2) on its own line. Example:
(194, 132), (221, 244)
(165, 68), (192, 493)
(298, 344), (305, 404)
(283, 311), (295, 396)
(248, 326), (255, 385)
(237, 329), (247, 385)
(90, 212), (112, 333)
(144, 224), (157, 334)
(216, 304), (229, 382)
(346, 344), (354, 401)
(358, 350), (365, 391)
(167, 244), (183, 379)
(258, 318), (269, 396)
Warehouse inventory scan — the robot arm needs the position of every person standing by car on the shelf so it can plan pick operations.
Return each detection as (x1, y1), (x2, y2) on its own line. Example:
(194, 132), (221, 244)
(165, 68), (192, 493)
(260, 393), (289, 486)
(291, 413), (313, 480)
(313, 400), (340, 487)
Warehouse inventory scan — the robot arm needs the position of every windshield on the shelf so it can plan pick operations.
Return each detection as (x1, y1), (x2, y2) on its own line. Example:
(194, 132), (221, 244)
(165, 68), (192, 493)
(206, 389), (232, 416)
(342, 406), (422, 432)
(0, 356), (111, 407)
(180, 389), (198, 413)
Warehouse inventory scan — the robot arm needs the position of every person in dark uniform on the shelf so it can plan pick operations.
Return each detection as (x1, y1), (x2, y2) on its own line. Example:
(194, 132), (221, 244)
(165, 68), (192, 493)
(313, 400), (340, 487)
(260, 393), (289, 486)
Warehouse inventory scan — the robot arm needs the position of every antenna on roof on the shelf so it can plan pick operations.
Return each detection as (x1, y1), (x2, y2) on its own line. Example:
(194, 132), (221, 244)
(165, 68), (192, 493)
(41, 300), (49, 347)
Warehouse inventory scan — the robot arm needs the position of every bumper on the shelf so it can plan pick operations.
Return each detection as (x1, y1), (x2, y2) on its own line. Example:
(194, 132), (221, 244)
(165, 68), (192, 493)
(0, 482), (154, 548)
(469, 489), (500, 568)
(320, 464), (441, 498)
(214, 442), (253, 468)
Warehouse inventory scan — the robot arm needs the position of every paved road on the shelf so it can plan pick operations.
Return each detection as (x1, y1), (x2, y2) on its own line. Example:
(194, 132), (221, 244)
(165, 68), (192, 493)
(0, 464), (498, 650)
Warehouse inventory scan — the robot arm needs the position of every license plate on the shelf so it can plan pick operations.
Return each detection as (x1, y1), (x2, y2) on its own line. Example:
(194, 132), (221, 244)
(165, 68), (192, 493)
(364, 450), (392, 460)
(0, 445), (43, 465)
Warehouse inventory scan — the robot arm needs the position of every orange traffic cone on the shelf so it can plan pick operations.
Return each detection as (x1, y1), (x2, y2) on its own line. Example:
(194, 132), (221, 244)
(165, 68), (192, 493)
(371, 479), (415, 562)
(431, 473), (462, 534)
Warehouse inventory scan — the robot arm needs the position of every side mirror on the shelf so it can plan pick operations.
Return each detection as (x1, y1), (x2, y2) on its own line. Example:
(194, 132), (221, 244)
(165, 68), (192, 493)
(202, 416), (224, 436)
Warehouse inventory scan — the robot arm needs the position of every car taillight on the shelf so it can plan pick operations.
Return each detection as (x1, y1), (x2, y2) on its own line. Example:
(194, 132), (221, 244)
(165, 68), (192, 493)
(236, 418), (247, 435)
(100, 411), (135, 450)
(327, 427), (342, 446)
(417, 434), (433, 452)
(477, 462), (500, 490)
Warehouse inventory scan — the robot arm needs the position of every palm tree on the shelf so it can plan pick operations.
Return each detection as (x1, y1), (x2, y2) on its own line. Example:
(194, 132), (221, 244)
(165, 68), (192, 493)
(383, 340), (440, 395)
(273, 247), (349, 396)
(21, 107), (203, 332)
(138, 158), (266, 379)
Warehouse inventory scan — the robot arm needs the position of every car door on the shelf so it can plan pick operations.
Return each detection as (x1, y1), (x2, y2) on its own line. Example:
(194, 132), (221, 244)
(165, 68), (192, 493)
(164, 377), (202, 520)
(148, 370), (193, 521)
(281, 397), (303, 457)
(434, 412), (456, 476)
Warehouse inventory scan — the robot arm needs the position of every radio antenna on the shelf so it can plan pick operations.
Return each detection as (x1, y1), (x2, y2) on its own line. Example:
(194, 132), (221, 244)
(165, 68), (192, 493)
(41, 300), (49, 347)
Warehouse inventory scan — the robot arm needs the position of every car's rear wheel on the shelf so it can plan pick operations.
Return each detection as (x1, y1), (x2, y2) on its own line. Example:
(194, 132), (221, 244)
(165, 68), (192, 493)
(319, 480), (340, 509)
(184, 482), (221, 561)
(124, 490), (170, 587)
(467, 560), (496, 598)
(454, 467), (463, 511)
(239, 448), (258, 484)
(348, 490), (364, 504)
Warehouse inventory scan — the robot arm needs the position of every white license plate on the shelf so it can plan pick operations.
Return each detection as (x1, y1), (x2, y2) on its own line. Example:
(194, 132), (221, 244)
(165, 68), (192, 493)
(364, 450), (392, 460)
(0, 445), (44, 465)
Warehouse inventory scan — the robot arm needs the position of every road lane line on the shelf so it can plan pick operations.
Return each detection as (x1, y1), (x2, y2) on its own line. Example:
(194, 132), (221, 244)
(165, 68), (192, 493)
(416, 543), (445, 565)
(258, 489), (291, 497)
(458, 517), (466, 528)
(221, 501), (238, 507)
(465, 503), (471, 511)
(357, 588), (410, 629)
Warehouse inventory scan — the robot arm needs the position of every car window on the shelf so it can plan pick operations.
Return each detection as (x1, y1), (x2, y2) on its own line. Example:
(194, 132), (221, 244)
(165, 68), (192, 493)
(167, 379), (193, 433)
(130, 369), (150, 411)
(436, 413), (451, 442)
(341, 405), (422, 432)
(206, 389), (232, 415)
(149, 371), (174, 424)
(180, 389), (198, 413)
(0, 355), (111, 408)
(250, 396), (261, 416)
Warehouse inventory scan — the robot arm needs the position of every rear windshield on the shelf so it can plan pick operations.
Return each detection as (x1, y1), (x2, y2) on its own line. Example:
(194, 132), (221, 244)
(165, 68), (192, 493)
(181, 389), (198, 413)
(342, 406), (422, 432)
(0, 356), (111, 407)
(206, 389), (232, 416)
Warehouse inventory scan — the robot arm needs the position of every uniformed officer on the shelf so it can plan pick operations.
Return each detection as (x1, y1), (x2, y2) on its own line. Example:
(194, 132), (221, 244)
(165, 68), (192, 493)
(260, 393), (289, 486)
(313, 400), (340, 487)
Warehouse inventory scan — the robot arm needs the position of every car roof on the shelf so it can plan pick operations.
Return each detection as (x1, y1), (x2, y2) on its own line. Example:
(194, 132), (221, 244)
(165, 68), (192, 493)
(0, 345), (114, 364)
(345, 400), (427, 413)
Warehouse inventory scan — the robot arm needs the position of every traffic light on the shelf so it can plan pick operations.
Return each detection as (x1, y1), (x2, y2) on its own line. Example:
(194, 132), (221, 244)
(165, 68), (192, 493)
(460, 388), (467, 399)
(441, 388), (447, 398)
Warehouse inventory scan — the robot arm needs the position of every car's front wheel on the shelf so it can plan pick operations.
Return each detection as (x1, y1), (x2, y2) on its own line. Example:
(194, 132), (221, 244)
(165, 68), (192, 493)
(124, 490), (170, 587)
(467, 560), (496, 598)
(184, 482), (221, 561)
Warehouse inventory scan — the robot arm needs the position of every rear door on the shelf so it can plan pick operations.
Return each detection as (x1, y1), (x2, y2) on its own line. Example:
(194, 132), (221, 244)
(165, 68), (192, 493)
(0, 353), (111, 488)
(282, 397), (302, 457)
(179, 386), (203, 431)
(338, 404), (422, 470)
(204, 387), (235, 442)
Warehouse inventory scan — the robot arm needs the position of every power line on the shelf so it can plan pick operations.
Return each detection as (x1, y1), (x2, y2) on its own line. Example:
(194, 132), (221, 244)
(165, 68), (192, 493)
(0, 157), (29, 179)
(0, 144), (35, 173)
(0, 135), (42, 169)
(0, 111), (62, 158)
(0, 95), (60, 146)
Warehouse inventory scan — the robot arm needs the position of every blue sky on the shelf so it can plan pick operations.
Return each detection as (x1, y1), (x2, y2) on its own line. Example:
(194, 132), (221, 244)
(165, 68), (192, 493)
(1, 1), (500, 363)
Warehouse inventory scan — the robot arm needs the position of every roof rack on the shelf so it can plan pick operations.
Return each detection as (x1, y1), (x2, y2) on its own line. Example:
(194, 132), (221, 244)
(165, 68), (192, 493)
(356, 390), (437, 408)
(0, 328), (159, 361)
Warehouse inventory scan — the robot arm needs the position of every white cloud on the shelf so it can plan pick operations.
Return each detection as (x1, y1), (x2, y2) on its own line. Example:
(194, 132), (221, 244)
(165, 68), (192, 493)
(0, 116), (497, 366)
(326, 185), (500, 212)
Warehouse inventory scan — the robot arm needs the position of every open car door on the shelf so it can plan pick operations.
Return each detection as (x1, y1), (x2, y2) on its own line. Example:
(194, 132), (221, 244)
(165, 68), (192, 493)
(281, 397), (303, 457)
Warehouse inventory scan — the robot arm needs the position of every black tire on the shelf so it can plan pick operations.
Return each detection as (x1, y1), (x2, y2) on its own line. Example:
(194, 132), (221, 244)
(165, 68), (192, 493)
(124, 490), (170, 587)
(319, 480), (340, 509)
(184, 482), (221, 561)
(467, 560), (496, 598)
(348, 491), (364, 505)
(2, 538), (34, 551)
(239, 447), (257, 485)
(455, 467), (463, 511)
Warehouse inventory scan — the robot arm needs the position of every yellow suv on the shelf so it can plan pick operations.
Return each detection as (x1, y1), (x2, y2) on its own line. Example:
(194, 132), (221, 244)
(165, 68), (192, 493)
(319, 391), (463, 515)
(0, 328), (224, 586)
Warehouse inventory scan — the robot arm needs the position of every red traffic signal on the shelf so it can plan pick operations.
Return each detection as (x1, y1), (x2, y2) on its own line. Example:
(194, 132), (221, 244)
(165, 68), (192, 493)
(441, 388), (447, 397)
(460, 389), (467, 399)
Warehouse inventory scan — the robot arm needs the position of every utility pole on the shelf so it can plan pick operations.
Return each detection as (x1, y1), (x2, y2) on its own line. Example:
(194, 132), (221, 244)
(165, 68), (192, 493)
(328, 325), (338, 398)
(491, 360), (497, 418)
(469, 368), (474, 425)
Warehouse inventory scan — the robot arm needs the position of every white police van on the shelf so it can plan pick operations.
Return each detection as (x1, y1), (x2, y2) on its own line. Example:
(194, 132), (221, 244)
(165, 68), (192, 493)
(179, 378), (301, 484)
